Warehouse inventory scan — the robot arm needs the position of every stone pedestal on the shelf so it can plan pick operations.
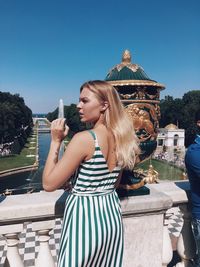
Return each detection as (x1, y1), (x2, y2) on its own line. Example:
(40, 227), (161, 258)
(121, 186), (172, 267)
(123, 214), (163, 266)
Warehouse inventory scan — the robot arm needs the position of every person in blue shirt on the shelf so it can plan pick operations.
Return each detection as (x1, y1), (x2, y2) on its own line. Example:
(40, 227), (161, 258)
(185, 110), (200, 266)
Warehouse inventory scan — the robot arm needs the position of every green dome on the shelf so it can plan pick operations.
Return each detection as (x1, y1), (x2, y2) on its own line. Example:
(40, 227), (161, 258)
(105, 50), (165, 89)
(105, 50), (154, 82)
(106, 65), (152, 81)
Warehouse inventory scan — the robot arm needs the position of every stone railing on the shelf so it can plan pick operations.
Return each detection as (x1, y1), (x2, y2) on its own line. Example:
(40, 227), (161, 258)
(0, 181), (196, 267)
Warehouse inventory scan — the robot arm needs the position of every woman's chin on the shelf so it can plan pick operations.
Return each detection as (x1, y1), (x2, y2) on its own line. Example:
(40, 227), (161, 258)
(80, 118), (92, 124)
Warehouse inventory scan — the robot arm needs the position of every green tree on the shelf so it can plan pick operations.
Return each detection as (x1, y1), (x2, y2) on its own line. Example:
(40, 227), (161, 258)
(47, 104), (88, 138)
(159, 90), (200, 147)
(182, 91), (200, 146)
(159, 96), (184, 128)
(0, 91), (33, 150)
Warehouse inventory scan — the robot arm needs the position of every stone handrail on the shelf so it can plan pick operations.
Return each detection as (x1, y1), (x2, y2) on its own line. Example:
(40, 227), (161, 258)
(0, 181), (195, 267)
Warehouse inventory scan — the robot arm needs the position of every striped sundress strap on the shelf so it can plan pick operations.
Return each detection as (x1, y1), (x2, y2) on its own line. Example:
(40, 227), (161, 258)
(88, 130), (98, 146)
(88, 130), (96, 139)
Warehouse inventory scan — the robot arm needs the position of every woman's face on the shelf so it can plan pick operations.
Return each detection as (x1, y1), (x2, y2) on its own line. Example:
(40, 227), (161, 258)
(77, 87), (104, 123)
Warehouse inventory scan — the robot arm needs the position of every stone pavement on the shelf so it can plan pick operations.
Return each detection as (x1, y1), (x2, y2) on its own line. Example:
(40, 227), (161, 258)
(0, 207), (183, 267)
(165, 207), (183, 238)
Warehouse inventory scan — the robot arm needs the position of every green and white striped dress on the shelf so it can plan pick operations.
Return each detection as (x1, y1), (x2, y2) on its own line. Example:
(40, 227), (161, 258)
(58, 130), (123, 267)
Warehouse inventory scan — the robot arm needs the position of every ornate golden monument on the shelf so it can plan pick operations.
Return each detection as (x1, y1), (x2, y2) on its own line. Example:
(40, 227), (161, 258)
(105, 50), (165, 196)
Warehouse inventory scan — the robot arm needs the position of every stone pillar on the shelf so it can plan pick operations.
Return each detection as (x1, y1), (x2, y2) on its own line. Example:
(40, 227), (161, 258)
(123, 213), (164, 267)
(175, 204), (196, 267)
(0, 223), (24, 267)
(32, 220), (55, 267)
(121, 187), (172, 267)
(3, 233), (24, 267)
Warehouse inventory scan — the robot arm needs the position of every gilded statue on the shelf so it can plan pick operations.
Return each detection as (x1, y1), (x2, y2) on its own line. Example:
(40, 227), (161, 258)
(143, 164), (159, 184)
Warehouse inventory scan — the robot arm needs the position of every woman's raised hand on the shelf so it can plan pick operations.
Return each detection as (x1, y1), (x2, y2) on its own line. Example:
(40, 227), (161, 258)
(50, 118), (69, 143)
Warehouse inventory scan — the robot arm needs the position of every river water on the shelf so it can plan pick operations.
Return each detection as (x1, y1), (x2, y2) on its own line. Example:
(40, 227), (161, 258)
(0, 133), (51, 194)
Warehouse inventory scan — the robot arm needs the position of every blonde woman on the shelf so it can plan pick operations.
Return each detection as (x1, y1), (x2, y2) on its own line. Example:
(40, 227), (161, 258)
(43, 80), (140, 267)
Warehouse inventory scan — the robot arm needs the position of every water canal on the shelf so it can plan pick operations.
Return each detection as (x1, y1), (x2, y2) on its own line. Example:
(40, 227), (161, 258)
(0, 132), (185, 194)
(0, 133), (51, 194)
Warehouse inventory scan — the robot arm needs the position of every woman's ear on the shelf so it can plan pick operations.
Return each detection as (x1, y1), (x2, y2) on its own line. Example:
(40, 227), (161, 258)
(101, 101), (109, 112)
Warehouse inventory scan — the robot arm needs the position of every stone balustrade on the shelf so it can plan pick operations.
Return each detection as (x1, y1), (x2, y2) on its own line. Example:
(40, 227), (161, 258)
(0, 181), (196, 267)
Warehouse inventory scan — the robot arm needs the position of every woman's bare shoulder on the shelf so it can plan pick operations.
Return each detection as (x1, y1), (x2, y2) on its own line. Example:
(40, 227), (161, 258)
(63, 130), (94, 162)
(69, 130), (93, 147)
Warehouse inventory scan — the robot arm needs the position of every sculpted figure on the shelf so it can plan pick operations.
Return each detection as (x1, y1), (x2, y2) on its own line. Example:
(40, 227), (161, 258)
(143, 164), (159, 184)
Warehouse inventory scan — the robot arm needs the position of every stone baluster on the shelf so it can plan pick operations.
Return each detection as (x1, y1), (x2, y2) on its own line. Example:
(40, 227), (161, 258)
(175, 204), (196, 267)
(33, 221), (55, 267)
(162, 213), (173, 267)
(35, 229), (55, 267)
(3, 233), (24, 267)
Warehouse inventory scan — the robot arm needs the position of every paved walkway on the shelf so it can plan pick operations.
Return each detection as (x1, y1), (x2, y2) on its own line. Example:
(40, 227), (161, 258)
(0, 207), (183, 267)
(165, 207), (183, 238)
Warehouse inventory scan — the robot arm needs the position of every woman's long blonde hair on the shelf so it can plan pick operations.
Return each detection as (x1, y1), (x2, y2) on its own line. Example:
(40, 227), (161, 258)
(80, 80), (140, 170)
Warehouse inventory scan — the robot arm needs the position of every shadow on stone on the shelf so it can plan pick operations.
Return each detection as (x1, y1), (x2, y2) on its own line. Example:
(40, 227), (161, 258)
(55, 191), (69, 216)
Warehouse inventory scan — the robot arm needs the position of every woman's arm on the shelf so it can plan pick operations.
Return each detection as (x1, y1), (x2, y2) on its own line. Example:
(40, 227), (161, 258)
(42, 119), (88, 192)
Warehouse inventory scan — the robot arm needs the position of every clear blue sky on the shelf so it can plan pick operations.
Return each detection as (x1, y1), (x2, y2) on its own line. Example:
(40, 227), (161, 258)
(0, 0), (199, 113)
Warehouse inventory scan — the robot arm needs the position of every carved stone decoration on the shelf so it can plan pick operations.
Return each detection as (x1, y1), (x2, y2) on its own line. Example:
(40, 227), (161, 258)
(105, 50), (165, 196)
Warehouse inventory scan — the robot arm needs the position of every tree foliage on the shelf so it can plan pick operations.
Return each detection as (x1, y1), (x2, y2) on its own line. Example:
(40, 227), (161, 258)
(47, 104), (88, 138)
(159, 90), (200, 147)
(0, 91), (33, 146)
